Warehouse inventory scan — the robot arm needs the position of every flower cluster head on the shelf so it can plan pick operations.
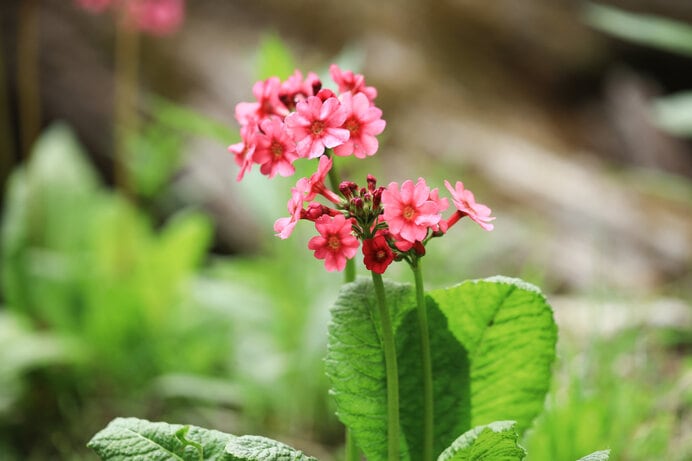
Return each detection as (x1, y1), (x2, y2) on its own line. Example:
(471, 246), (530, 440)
(230, 65), (386, 181)
(231, 66), (495, 273)
(75, 0), (185, 36)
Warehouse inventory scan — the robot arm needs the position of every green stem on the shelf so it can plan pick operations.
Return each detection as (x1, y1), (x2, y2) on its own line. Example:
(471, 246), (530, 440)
(412, 260), (434, 461)
(372, 271), (400, 461)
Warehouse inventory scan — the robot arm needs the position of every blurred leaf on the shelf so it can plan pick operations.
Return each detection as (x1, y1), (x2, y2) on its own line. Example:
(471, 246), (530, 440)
(150, 95), (238, 145)
(255, 33), (296, 81)
(429, 277), (557, 435)
(126, 123), (184, 197)
(577, 450), (611, 461)
(225, 435), (318, 461)
(88, 417), (233, 460)
(584, 3), (692, 57)
(437, 421), (526, 461)
(652, 91), (692, 137)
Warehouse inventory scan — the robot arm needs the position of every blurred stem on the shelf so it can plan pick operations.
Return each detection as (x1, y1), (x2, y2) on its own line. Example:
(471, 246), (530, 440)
(17, 0), (41, 160)
(412, 259), (434, 461)
(114, 7), (140, 199)
(372, 271), (400, 461)
(0, 31), (16, 188)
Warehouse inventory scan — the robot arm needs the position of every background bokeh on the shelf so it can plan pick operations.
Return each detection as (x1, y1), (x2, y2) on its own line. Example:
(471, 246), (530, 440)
(0, 0), (690, 459)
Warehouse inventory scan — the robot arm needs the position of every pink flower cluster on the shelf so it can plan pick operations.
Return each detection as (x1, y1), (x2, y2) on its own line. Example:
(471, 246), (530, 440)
(231, 66), (495, 273)
(230, 65), (386, 181)
(75, 0), (185, 36)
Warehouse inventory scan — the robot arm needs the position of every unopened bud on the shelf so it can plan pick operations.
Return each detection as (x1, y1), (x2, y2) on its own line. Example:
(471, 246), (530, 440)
(304, 202), (326, 220)
(339, 181), (357, 199)
(311, 80), (322, 96)
(413, 241), (426, 256)
(352, 197), (364, 210)
(316, 88), (336, 101)
(366, 174), (377, 192)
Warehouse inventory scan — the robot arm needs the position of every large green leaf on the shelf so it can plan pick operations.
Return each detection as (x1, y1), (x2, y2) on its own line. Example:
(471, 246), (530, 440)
(397, 299), (471, 459)
(224, 435), (317, 461)
(87, 417), (232, 460)
(326, 278), (472, 461)
(437, 421), (526, 461)
(430, 277), (557, 435)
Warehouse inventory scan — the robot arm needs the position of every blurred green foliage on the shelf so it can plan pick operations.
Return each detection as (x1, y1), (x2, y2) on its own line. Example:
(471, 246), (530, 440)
(585, 3), (692, 137)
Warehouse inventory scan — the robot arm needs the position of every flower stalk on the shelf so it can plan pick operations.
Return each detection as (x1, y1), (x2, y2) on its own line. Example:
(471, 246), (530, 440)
(372, 271), (400, 461)
(412, 258), (434, 461)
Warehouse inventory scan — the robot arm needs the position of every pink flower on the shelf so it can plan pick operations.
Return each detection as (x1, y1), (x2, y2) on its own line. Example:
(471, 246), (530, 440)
(381, 178), (442, 243)
(329, 64), (377, 101)
(274, 187), (305, 239)
(444, 180), (495, 231)
(228, 117), (259, 181)
(280, 70), (321, 111)
(235, 77), (287, 126)
(297, 155), (340, 203)
(362, 234), (394, 274)
(333, 92), (386, 158)
(285, 96), (350, 159)
(127, 0), (185, 36)
(308, 214), (359, 272)
(254, 116), (298, 178)
(75, 0), (112, 14)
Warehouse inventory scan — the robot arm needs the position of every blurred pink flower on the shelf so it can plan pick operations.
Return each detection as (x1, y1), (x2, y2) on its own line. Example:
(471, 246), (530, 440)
(274, 187), (305, 240)
(308, 214), (359, 272)
(285, 96), (349, 159)
(333, 91), (386, 158)
(228, 117), (259, 181)
(235, 77), (287, 126)
(126, 0), (185, 36)
(443, 180), (495, 231)
(382, 178), (442, 243)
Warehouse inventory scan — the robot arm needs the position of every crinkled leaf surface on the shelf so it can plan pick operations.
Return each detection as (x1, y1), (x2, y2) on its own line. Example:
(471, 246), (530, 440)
(397, 298), (471, 459)
(87, 417), (232, 460)
(576, 450), (611, 461)
(326, 278), (471, 461)
(430, 277), (557, 435)
(437, 420), (526, 461)
(224, 435), (317, 461)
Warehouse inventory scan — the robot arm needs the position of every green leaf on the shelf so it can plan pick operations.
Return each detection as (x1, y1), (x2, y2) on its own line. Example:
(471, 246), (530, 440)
(652, 91), (692, 137)
(87, 417), (232, 460)
(576, 450), (611, 461)
(583, 3), (692, 57)
(437, 421), (526, 461)
(326, 278), (472, 461)
(255, 33), (296, 81)
(224, 435), (317, 461)
(430, 277), (557, 435)
(149, 96), (237, 145)
(397, 298), (471, 460)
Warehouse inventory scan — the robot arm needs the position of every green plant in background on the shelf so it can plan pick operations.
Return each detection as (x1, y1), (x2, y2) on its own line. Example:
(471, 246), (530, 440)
(584, 2), (692, 137)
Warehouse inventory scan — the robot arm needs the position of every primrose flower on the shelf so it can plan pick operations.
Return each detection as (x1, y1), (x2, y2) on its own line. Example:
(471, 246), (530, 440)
(444, 180), (495, 231)
(228, 117), (259, 181)
(280, 70), (321, 111)
(127, 0), (185, 36)
(362, 234), (394, 274)
(381, 178), (443, 243)
(334, 92), (386, 158)
(329, 64), (378, 102)
(235, 77), (287, 126)
(297, 155), (341, 204)
(254, 116), (298, 178)
(274, 187), (305, 239)
(308, 214), (359, 272)
(285, 96), (349, 159)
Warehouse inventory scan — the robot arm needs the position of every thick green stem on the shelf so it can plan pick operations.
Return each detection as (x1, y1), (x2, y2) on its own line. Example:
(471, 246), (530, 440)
(413, 260), (434, 460)
(372, 271), (400, 461)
